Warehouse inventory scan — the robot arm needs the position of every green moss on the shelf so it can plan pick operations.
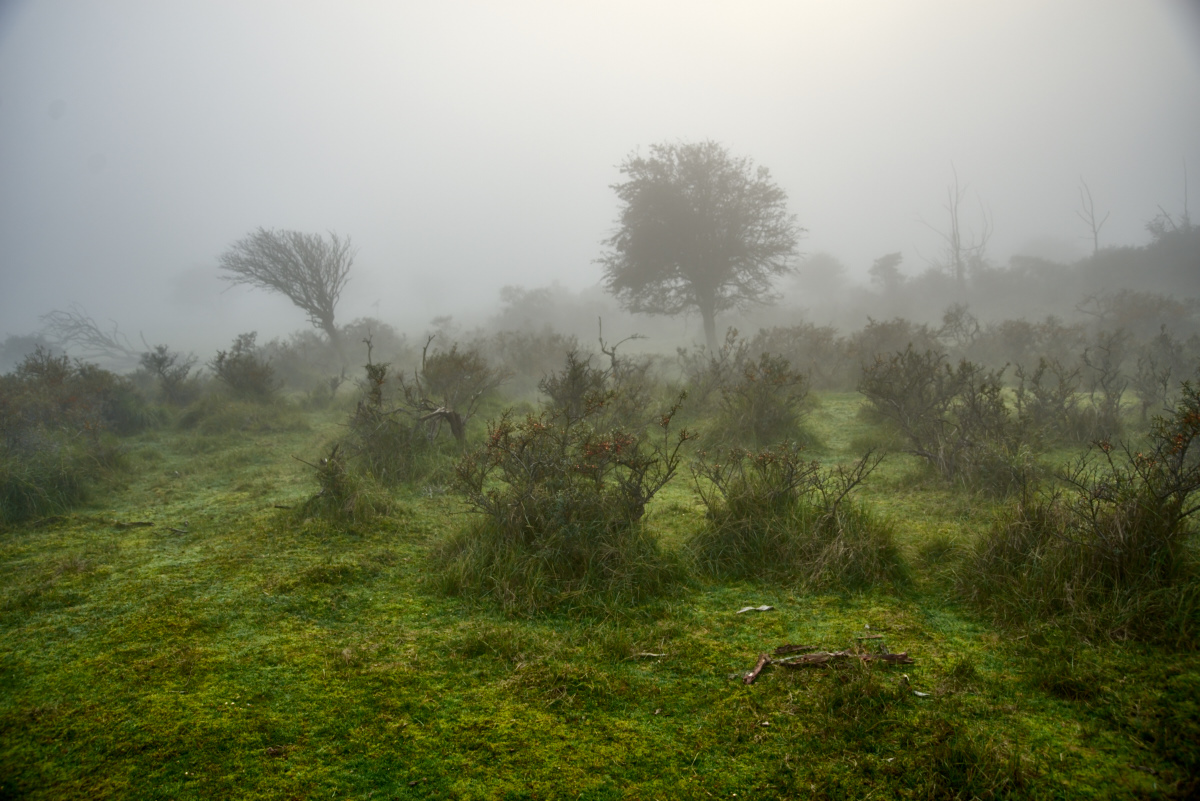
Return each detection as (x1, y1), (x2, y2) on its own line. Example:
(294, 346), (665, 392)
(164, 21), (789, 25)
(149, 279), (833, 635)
(0, 394), (1195, 799)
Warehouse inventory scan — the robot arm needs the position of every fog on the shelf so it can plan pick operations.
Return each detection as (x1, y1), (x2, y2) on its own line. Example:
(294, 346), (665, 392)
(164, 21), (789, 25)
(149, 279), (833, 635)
(2, 0), (1199, 357)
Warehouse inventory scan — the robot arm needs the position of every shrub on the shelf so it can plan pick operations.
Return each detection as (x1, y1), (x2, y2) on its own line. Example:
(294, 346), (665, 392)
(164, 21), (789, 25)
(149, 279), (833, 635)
(714, 351), (811, 447)
(397, 338), (505, 446)
(959, 381), (1200, 644)
(749, 322), (847, 390)
(689, 443), (905, 589)
(0, 348), (147, 523)
(676, 328), (751, 414)
(858, 346), (1027, 493)
(295, 443), (392, 524)
(210, 332), (279, 401)
(139, 344), (199, 405)
(1013, 358), (1089, 445)
(343, 355), (442, 485)
(437, 391), (693, 613)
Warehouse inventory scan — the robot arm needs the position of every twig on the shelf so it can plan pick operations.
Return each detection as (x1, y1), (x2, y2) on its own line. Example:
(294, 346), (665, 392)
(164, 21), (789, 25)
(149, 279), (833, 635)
(743, 653), (771, 684)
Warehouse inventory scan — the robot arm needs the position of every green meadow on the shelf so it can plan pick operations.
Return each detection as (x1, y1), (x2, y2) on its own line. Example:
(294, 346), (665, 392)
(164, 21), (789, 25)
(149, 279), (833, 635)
(2, 388), (1197, 800)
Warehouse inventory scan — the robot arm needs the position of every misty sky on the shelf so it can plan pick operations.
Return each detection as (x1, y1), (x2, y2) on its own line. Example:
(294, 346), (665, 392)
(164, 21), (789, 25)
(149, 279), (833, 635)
(2, 0), (1199, 352)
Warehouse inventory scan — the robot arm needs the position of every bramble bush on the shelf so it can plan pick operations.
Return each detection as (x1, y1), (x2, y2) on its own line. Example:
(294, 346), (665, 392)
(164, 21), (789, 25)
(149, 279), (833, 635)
(960, 380), (1200, 644)
(689, 441), (905, 588)
(436, 386), (693, 613)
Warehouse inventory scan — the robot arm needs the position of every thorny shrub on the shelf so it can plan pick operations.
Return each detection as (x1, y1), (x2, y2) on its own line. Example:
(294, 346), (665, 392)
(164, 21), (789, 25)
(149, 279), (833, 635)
(341, 344), (442, 485)
(689, 442), (905, 588)
(715, 351), (811, 447)
(858, 346), (1029, 494)
(960, 380), (1200, 644)
(439, 390), (693, 612)
(210, 332), (279, 401)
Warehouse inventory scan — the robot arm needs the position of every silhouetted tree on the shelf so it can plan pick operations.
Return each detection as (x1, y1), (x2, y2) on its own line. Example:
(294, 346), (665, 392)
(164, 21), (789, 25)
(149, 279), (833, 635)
(920, 165), (991, 293)
(599, 141), (801, 352)
(1076, 178), (1109, 256)
(218, 228), (354, 363)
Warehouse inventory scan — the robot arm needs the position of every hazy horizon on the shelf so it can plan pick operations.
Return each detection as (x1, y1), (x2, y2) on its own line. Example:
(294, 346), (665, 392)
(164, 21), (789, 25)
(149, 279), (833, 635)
(3, 0), (1199, 355)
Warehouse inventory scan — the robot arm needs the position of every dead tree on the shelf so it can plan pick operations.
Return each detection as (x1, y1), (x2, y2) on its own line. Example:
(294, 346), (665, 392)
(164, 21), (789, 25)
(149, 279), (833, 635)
(920, 165), (992, 293)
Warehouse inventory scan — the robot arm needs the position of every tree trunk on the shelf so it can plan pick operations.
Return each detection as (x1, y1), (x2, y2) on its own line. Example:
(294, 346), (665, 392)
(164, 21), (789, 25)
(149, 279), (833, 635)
(323, 321), (347, 367)
(701, 305), (718, 353)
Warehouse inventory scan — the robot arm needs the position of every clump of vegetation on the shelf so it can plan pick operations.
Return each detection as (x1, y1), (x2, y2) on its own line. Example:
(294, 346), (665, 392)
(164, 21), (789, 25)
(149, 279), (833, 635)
(0, 348), (150, 522)
(210, 332), (279, 401)
(715, 350), (812, 447)
(342, 349), (443, 485)
(295, 443), (392, 524)
(400, 337), (505, 446)
(139, 344), (199, 406)
(689, 442), (905, 588)
(859, 345), (1030, 494)
(436, 385), (692, 614)
(959, 381), (1200, 644)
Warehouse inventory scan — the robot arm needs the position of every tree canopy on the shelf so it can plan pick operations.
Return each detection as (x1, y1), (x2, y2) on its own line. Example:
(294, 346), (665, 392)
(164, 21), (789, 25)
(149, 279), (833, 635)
(218, 228), (355, 362)
(599, 141), (801, 351)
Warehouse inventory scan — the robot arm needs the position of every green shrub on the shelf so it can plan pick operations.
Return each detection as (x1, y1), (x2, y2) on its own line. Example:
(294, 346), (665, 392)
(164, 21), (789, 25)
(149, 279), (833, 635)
(295, 443), (392, 524)
(689, 443), (905, 589)
(714, 351), (812, 448)
(210, 332), (279, 401)
(959, 381), (1200, 644)
(859, 346), (1027, 494)
(344, 358), (443, 485)
(0, 348), (147, 523)
(437, 391), (692, 613)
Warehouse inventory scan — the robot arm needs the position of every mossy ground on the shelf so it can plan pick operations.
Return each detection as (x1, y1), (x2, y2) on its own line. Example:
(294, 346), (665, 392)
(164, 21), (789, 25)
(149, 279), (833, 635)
(1, 397), (1196, 799)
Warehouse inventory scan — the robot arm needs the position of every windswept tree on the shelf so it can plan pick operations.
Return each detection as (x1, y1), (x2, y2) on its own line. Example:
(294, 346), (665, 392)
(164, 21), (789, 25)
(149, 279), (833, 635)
(599, 141), (801, 352)
(218, 228), (354, 362)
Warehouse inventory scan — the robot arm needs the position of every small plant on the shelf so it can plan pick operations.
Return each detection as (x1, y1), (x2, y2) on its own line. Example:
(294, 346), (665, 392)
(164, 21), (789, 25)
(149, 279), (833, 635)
(210, 332), (279, 401)
(295, 444), (391, 524)
(437, 390), (693, 613)
(689, 443), (905, 588)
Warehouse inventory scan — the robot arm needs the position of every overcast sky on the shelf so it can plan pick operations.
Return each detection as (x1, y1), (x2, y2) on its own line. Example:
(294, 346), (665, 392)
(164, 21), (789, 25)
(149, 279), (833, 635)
(2, 0), (1198, 352)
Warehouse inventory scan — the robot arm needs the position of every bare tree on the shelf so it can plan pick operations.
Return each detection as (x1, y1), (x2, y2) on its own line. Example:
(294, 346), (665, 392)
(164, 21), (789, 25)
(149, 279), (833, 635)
(920, 165), (992, 293)
(1075, 179), (1110, 255)
(218, 228), (354, 362)
(40, 304), (140, 368)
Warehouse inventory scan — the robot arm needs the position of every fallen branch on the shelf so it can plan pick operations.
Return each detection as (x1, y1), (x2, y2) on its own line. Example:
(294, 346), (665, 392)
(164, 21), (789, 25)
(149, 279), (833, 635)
(773, 644), (817, 655)
(743, 653), (771, 685)
(776, 650), (913, 668)
(742, 649), (914, 683)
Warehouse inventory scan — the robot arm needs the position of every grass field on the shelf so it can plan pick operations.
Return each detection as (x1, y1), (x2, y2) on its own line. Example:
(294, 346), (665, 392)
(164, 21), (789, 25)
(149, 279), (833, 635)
(1, 394), (1197, 799)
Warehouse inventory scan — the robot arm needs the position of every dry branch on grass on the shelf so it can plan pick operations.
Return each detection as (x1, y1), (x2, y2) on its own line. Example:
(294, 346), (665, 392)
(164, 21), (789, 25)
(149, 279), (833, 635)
(742, 647), (914, 684)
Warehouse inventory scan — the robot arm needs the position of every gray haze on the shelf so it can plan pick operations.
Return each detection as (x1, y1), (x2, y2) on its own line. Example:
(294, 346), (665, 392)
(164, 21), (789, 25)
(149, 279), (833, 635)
(2, 1), (1199, 354)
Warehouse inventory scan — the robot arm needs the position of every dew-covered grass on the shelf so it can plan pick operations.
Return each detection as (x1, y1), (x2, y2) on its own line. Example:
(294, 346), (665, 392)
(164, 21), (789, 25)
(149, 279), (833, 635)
(1, 398), (1196, 799)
